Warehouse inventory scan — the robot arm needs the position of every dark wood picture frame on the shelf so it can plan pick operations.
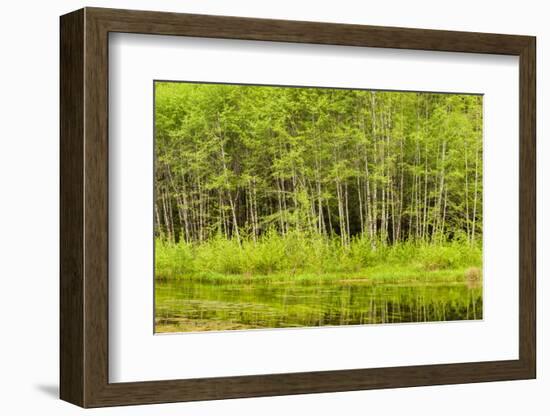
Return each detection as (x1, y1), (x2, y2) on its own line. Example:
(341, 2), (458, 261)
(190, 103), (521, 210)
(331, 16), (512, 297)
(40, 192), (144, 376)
(60, 7), (536, 408)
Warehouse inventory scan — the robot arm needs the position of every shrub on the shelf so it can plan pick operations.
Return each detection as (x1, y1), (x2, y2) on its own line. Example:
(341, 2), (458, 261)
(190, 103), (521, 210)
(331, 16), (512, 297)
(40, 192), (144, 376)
(154, 234), (482, 280)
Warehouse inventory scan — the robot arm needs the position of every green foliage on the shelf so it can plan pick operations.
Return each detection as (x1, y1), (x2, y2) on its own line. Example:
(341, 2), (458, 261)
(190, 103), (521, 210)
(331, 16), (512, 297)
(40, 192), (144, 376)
(155, 239), (196, 279)
(153, 82), (485, 332)
(154, 82), (483, 247)
(155, 233), (482, 282)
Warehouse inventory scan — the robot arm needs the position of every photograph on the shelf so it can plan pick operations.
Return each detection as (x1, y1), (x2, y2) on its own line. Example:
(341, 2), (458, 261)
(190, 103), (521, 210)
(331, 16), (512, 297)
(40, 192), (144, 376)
(153, 81), (483, 333)
(54, 6), (537, 409)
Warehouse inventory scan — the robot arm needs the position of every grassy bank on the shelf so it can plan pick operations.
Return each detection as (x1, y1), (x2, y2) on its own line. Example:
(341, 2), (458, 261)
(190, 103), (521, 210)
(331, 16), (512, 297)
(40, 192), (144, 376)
(155, 232), (482, 284)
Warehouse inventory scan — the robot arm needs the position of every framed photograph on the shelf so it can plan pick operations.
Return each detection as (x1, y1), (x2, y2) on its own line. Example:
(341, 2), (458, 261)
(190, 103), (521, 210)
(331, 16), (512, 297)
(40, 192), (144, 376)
(60, 7), (536, 407)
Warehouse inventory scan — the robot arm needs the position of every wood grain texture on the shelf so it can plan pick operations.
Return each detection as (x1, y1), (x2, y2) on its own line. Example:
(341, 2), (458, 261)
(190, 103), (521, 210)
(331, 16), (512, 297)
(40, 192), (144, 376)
(83, 10), (110, 406)
(89, 7), (532, 54)
(59, 7), (537, 408)
(59, 8), (84, 407)
(518, 38), (536, 375)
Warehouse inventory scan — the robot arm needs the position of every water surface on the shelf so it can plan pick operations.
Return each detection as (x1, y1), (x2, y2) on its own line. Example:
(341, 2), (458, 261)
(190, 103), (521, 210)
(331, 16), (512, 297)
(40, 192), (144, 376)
(155, 279), (482, 333)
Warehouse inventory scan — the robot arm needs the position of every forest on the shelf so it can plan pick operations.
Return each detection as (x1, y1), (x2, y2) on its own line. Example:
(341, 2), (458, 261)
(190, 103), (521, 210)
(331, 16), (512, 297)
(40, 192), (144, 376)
(154, 81), (483, 333)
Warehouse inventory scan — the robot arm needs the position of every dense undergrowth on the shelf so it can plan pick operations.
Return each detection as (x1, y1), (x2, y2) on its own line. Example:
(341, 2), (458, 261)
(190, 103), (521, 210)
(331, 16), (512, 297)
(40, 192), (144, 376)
(155, 231), (482, 283)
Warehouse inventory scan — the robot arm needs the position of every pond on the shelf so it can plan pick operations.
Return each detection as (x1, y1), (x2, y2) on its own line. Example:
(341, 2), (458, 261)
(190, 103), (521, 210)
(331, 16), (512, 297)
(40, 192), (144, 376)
(155, 279), (482, 333)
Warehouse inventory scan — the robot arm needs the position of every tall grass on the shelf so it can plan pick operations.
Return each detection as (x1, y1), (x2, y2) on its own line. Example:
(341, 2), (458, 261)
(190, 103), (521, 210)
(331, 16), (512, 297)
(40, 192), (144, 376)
(155, 231), (482, 283)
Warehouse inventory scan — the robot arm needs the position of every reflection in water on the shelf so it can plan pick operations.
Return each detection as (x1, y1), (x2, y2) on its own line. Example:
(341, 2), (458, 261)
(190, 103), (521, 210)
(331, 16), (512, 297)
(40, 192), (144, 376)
(155, 280), (482, 333)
